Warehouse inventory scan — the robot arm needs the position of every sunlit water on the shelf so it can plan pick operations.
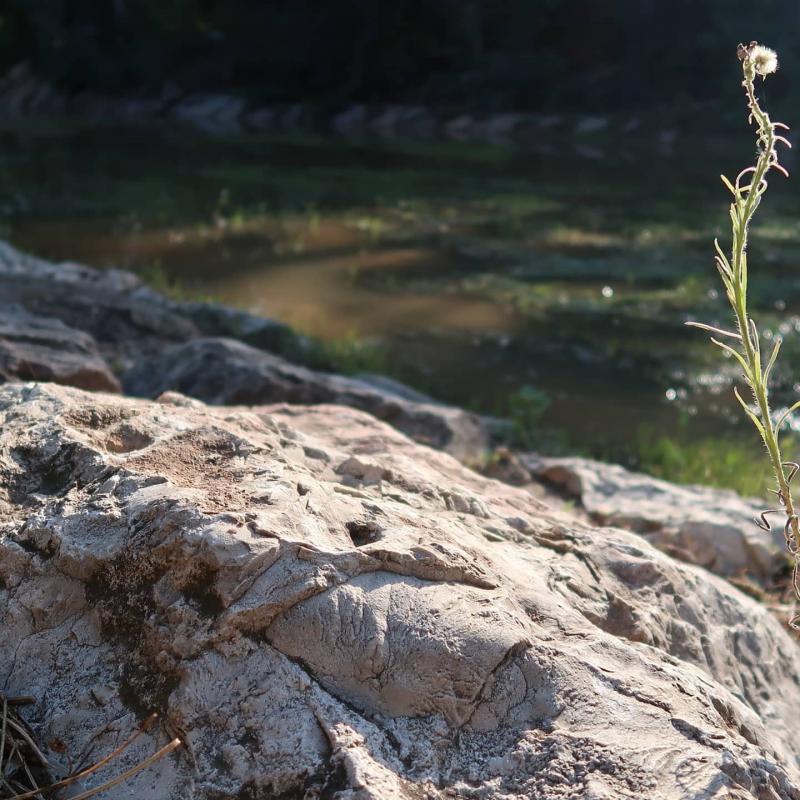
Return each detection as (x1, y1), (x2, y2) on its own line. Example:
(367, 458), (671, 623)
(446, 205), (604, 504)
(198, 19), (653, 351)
(3, 123), (800, 469)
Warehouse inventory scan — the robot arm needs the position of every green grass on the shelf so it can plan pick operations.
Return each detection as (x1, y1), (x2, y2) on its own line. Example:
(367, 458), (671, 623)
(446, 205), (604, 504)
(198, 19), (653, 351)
(297, 332), (390, 376)
(634, 431), (777, 497)
(502, 390), (776, 496)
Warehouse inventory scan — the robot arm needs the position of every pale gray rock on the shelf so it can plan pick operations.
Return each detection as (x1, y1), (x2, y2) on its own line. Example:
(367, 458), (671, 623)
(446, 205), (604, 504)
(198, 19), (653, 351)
(171, 93), (246, 134)
(444, 115), (476, 141)
(0, 305), (120, 392)
(278, 104), (307, 130)
(353, 373), (441, 404)
(1, 383), (799, 799)
(123, 337), (490, 462)
(523, 454), (787, 584)
(394, 107), (437, 139)
(332, 104), (368, 137)
(368, 106), (431, 138)
(0, 62), (66, 116)
(575, 115), (609, 135)
(478, 113), (526, 145)
(535, 114), (564, 129)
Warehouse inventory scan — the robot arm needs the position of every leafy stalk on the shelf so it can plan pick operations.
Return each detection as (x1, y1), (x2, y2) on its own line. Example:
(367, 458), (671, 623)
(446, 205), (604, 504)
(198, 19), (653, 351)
(689, 42), (799, 629)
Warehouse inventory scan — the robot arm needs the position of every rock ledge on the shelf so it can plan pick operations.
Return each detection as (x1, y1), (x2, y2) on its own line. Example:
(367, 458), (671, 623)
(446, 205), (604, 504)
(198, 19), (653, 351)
(1, 383), (799, 799)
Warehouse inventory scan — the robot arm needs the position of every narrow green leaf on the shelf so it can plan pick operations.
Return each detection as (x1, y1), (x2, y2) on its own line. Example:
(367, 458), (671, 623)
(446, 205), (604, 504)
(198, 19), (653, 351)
(710, 337), (750, 375)
(713, 238), (733, 275)
(776, 399), (800, 433)
(720, 174), (738, 196)
(715, 266), (734, 296)
(734, 386), (766, 438)
(686, 321), (740, 339)
(749, 318), (761, 362)
(763, 336), (782, 385)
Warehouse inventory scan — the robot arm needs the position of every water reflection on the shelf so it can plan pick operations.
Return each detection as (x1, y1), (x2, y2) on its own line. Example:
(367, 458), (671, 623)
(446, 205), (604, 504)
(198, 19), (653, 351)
(3, 124), (800, 477)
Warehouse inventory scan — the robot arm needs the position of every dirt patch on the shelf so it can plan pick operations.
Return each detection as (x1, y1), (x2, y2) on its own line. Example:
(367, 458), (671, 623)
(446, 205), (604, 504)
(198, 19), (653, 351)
(125, 427), (253, 511)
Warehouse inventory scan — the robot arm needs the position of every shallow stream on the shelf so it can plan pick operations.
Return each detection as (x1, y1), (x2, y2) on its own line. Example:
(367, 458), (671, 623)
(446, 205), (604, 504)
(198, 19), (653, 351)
(4, 123), (800, 487)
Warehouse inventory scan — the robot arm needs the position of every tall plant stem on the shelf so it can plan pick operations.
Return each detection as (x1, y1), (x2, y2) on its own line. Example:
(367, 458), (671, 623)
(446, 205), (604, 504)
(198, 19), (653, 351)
(690, 43), (799, 627)
(737, 59), (800, 554)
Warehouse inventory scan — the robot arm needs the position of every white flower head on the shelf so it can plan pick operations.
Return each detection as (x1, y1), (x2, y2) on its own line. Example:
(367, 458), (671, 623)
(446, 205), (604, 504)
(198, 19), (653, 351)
(751, 45), (778, 76)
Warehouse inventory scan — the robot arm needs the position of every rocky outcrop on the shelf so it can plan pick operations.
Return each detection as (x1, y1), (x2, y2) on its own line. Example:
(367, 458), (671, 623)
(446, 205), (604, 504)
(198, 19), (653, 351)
(0, 241), (198, 368)
(123, 336), (489, 462)
(0, 241), (489, 460)
(0, 242), (304, 364)
(523, 455), (787, 585)
(174, 300), (301, 354)
(0, 304), (120, 392)
(1, 383), (799, 799)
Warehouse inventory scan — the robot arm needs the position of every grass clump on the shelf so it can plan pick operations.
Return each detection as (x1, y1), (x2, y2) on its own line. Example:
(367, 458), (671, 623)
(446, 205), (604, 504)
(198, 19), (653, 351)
(635, 431), (776, 498)
(506, 386), (552, 450)
(688, 42), (800, 628)
(299, 331), (390, 376)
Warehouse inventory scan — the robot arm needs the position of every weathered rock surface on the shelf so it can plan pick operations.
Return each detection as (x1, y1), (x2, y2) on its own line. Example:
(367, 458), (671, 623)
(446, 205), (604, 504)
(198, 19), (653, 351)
(174, 300), (302, 354)
(523, 455), (787, 585)
(0, 304), (120, 392)
(0, 241), (198, 368)
(123, 336), (490, 462)
(1, 383), (799, 799)
(0, 241), (488, 462)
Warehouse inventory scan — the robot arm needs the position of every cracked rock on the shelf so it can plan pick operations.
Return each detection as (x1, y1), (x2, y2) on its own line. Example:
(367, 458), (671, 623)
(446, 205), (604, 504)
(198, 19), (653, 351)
(523, 454), (788, 585)
(1, 383), (799, 799)
(123, 336), (489, 462)
(0, 304), (120, 392)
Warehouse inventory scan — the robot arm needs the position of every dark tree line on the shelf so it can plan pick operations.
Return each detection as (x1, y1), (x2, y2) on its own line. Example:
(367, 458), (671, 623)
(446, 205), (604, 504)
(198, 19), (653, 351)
(1, 1), (799, 112)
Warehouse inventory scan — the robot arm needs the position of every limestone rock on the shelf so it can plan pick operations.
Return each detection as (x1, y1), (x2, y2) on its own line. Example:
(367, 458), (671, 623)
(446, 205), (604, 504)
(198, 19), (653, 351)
(523, 454), (787, 584)
(1, 383), (799, 799)
(332, 104), (368, 137)
(0, 305), (120, 392)
(123, 336), (490, 462)
(0, 62), (66, 117)
(243, 107), (276, 131)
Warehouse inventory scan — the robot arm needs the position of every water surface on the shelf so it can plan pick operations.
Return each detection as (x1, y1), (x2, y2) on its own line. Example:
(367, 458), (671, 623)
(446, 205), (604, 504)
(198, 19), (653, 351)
(4, 123), (800, 480)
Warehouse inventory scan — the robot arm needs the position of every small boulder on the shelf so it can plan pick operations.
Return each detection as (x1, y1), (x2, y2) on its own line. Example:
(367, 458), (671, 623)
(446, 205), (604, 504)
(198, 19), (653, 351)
(172, 300), (303, 354)
(0, 241), (198, 368)
(0, 305), (120, 392)
(123, 336), (490, 462)
(522, 454), (787, 584)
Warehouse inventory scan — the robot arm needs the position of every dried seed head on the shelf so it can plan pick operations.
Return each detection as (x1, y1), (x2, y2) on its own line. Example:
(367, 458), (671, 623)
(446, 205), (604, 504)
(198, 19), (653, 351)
(751, 45), (778, 76)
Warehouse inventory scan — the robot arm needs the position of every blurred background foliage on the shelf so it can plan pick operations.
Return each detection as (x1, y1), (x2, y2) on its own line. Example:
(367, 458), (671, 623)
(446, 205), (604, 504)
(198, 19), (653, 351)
(2, 2), (800, 494)
(1, 1), (800, 116)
